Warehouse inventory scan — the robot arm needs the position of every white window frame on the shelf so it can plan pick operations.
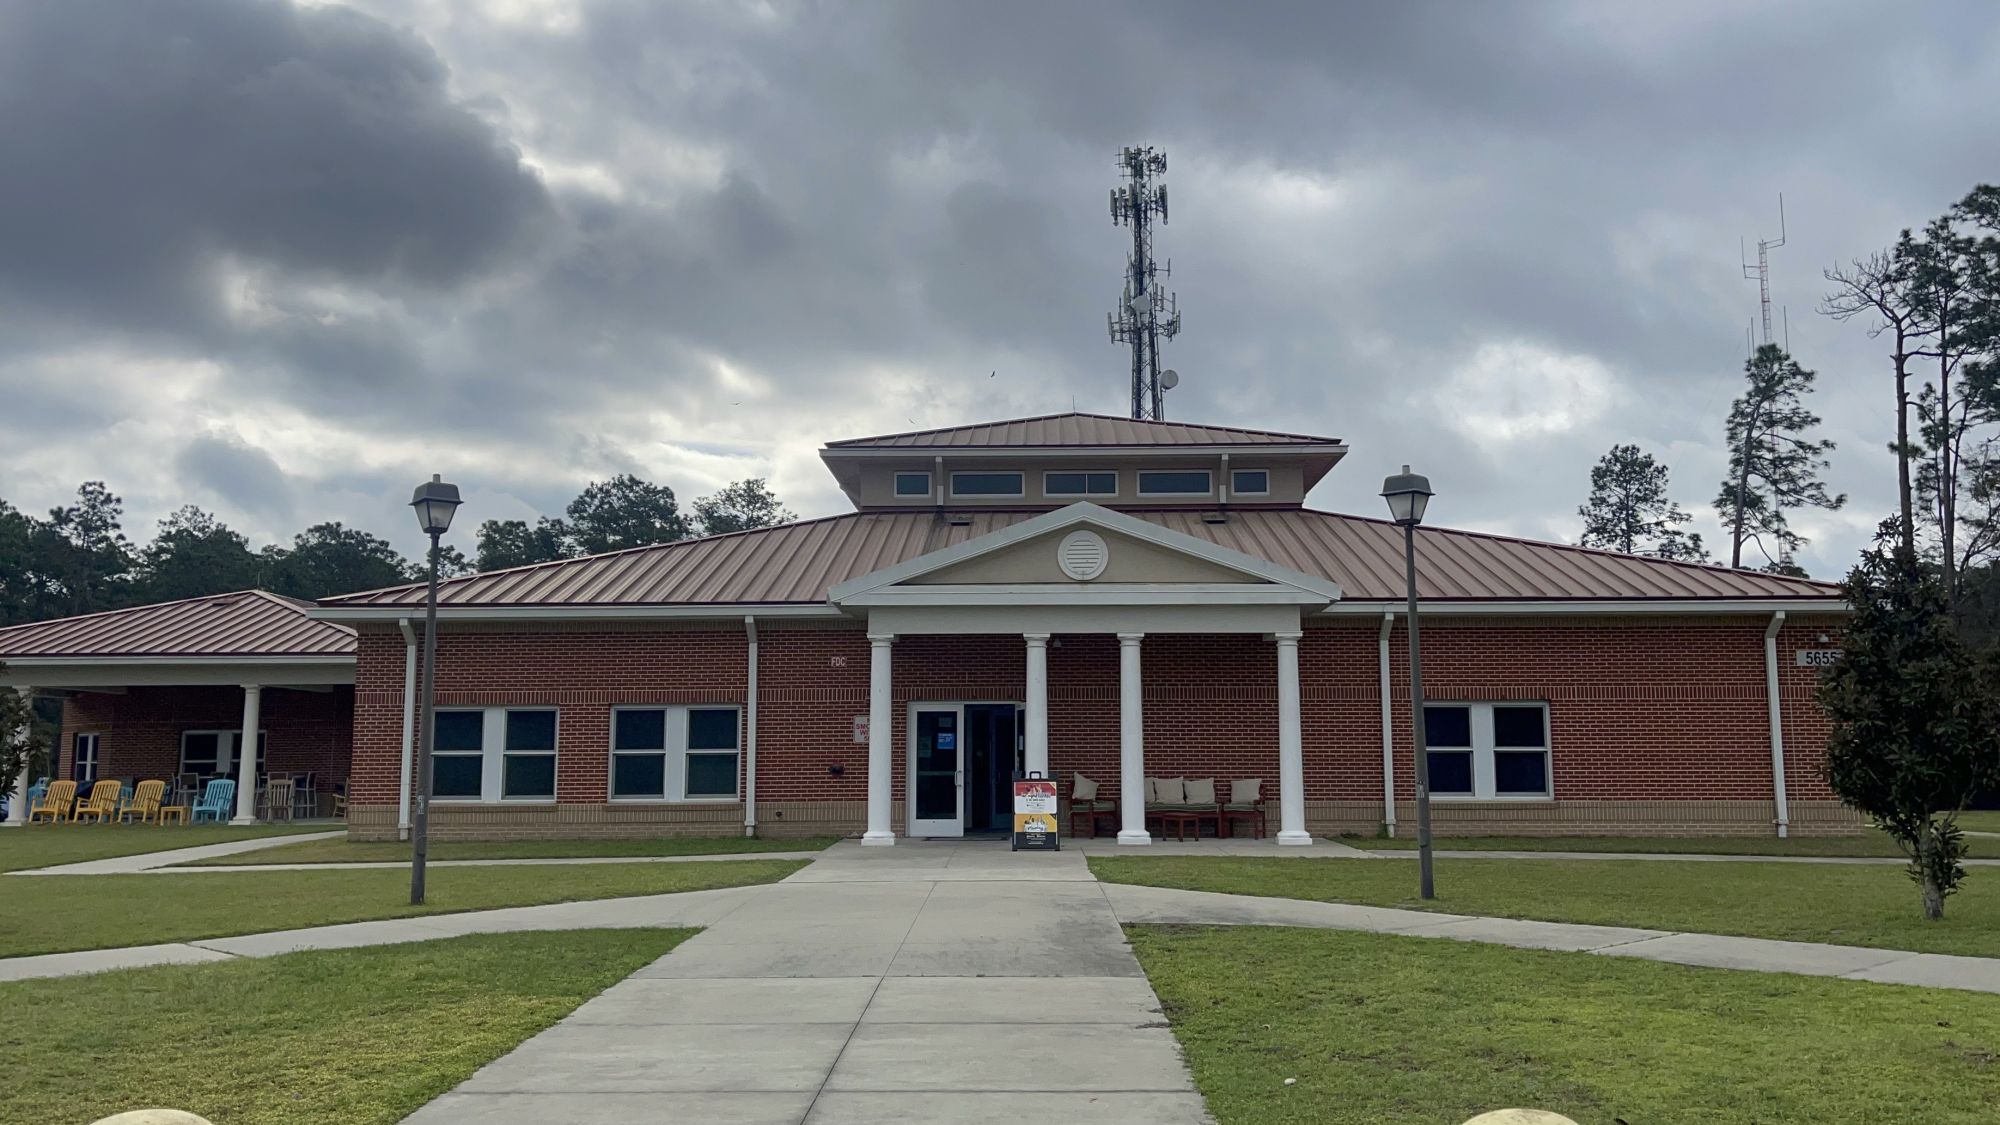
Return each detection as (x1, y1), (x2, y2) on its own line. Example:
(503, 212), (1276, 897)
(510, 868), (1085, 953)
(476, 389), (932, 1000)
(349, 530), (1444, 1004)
(1042, 469), (1119, 498)
(178, 729), (264, 779)
(72, 732), (101, 782)
(950, 470), (1026, 499)
(431, 707), (560, 803)
(892, 471), (932, 501)
(608, 705), (742, 802)
(1136, 469), (1214, 497)
(1230, 468), (1271, 496)
(1422, 701), (1551, 800)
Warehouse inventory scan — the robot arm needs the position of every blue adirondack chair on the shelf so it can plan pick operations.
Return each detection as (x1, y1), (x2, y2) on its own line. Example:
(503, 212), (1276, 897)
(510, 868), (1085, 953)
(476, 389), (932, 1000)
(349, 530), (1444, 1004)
(192, 779), (236, 823)
(22, 778), (48, 816)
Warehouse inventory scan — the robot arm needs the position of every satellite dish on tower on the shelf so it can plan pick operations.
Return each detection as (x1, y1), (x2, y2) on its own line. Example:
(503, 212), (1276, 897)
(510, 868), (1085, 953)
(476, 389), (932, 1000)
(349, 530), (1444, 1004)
(1161, 369), (1179, 390)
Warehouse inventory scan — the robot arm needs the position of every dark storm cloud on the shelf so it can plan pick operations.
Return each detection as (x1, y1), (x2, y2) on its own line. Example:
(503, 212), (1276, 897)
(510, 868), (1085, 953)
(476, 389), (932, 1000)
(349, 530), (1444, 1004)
(172, 432), (294, 520)
(2, 0), (1997, 574)
(0, 0), (552, 330)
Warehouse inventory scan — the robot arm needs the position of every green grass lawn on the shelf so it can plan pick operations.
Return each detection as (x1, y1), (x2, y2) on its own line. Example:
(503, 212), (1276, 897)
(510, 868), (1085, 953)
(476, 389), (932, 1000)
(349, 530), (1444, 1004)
(1345, 831), (1921, 857)
(181, 833), (838, 866)
(0, 823), (330, 873)
(1129, 924), (2000, 1125)
(0, 859), (803, 958)
(1090, 855), (2000, 957)
(0, 928), (690, 1125)
(1961, 809), (2000, 833)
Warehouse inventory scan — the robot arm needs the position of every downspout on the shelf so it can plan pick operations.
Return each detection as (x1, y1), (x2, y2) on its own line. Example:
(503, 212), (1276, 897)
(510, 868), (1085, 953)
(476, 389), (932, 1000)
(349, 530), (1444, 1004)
(743, 615), (759, 837)
(1764, 610), (1790, 838)
(397, 617), (417, 840)
(1378, 611), (1397, 836)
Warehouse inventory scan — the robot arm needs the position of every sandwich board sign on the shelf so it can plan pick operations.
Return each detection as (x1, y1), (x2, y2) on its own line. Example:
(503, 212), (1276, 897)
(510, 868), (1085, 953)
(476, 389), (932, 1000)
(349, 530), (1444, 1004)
(1011, 772), (1060, 852)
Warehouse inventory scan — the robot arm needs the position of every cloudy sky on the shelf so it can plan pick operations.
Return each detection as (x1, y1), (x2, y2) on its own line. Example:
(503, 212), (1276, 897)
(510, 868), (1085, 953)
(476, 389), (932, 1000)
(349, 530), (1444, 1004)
(2, 0), (1995, 577)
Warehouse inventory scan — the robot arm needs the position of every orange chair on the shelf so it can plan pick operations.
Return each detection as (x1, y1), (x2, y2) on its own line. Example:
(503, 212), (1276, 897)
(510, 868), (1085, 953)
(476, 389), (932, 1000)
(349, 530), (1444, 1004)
(71, 780), (122, 824)
(28, 779), (76, 823)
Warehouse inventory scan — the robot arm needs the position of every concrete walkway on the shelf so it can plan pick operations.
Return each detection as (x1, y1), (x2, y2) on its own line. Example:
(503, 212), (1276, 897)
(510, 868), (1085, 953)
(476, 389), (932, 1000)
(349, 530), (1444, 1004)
(1382, 848), (2000, 866)
(1101, 881), (2000, 993)
(8, 830), (347, 875)
(405, 840), (1208, 1125)
(133, 850), (826, 874)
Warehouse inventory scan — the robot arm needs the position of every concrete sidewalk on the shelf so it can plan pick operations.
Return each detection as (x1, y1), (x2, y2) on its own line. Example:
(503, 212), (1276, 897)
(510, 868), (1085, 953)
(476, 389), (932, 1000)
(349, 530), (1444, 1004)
(8, 830), (347, 875)
(404, 841), (1210, 1125)
(1099, 881), (2000, 993)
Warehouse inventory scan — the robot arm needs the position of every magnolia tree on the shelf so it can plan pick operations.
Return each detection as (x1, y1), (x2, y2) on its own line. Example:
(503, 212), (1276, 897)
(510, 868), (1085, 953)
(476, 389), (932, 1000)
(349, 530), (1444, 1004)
(1820, 520), (2000, 919)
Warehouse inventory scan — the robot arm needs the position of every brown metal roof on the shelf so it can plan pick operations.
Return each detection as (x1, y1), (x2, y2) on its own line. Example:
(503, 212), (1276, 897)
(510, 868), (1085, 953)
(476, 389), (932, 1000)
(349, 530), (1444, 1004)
(0, 590), (357, 659)
(321, 509), (1839, 609)
(824, 411), (1343, 449)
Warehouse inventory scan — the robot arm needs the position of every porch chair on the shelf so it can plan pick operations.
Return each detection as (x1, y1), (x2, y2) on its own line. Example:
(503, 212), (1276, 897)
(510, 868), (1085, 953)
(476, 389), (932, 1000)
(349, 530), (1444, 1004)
(1221, 778), (1267, 839)
(28, 779), (76, 824)
(24, 778), (48, 816)
(261, 778), (296, 822)
(1144, 776), (1224, 838)
(119, 780), (166, 825)
(191, 779), (236, 824)
(1065, 773), (1117, 838)
(71, 780), (123, 824)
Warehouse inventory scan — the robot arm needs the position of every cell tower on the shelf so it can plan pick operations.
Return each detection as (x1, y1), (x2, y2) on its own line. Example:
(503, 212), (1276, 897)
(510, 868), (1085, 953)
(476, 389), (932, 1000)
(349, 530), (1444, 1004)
(1741, 194), (1787, 349)
(1107, 146), (1181, 420)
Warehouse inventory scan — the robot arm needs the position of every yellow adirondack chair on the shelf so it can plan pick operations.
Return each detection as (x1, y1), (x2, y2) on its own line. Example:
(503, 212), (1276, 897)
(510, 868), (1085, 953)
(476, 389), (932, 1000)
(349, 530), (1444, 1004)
(120, 780), (166, 825)
(71, 780), (122, 824)
(28, 779), (76, 823)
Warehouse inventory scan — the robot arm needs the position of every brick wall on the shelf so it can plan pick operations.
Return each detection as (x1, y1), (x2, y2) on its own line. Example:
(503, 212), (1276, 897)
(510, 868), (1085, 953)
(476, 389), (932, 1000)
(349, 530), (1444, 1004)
(344, 611), (1851, 839)
(58, 685), (353, 786)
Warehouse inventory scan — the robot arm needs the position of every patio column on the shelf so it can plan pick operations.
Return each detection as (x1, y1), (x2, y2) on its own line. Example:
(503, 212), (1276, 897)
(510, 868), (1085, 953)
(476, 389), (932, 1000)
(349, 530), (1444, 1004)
(1275, 631), (1311, 844)
(231, 684), (262, 825)
(1117, 633), (1151, 845)
(862, 634), (896, 845)
(1024, 633), (1050, 778)
(4, 685), (31, 827)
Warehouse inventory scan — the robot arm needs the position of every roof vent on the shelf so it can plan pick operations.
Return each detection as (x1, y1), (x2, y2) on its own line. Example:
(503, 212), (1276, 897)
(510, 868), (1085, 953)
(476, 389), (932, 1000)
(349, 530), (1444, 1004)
(1058, 530), (1109, 581)
(946, 513), (975, 527)
(1202, 512), (1230, 524)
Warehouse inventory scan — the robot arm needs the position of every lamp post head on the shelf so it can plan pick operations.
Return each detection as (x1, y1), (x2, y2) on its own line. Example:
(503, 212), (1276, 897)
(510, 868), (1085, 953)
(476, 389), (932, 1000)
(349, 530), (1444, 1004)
(1381, 465), (1433, 526)
(410, 474), (462, 536)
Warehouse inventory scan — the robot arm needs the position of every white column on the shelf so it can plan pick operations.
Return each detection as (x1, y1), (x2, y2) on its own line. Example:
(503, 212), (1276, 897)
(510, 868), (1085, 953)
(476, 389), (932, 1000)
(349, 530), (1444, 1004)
(231, 684), (263, 825)
(4, 686), (32, 827)
(1117, 633), (1151, 845)
(862, 633), (896, 845)
(1275, 631), (1311, 845)
(1024, 634), (1050, 778)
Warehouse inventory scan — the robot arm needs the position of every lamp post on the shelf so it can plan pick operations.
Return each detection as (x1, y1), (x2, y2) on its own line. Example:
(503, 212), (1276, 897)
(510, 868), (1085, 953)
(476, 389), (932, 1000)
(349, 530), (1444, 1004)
(1381, 465), (1437, 900)
(408, 474), (462, 906)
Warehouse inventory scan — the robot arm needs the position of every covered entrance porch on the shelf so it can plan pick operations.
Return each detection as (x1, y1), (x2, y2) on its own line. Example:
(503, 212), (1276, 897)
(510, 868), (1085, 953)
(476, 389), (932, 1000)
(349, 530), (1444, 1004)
(829, 503), (1342, 847)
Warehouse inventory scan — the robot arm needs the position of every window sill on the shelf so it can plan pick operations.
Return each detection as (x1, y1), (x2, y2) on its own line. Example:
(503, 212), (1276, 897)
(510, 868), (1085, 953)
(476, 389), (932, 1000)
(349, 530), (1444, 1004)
(1428, 795), (1555, 803)
(608, 796), (742, 804)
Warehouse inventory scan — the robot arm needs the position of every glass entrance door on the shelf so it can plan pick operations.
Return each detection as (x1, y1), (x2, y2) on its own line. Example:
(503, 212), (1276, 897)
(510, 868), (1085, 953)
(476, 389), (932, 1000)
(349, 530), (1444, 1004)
(910, 705), (964, 837)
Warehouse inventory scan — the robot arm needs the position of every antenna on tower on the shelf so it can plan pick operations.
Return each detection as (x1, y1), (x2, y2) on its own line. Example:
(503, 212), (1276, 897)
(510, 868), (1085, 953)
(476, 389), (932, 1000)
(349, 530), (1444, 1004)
(1107, 146), (1181, 420)
(1741, 193), (1787, 349)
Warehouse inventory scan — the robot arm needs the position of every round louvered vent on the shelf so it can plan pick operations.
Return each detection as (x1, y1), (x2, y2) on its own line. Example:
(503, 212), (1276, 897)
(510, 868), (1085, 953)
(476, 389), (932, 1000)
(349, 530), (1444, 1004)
(1058, 530), (1109, 581)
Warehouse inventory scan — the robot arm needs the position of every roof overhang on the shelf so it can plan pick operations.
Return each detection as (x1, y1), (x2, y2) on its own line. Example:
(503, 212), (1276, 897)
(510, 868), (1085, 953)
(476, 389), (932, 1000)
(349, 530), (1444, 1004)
(3, 655), (355, 690)
(1319, 598), (1850, 617)
(309, 603), (843, 624)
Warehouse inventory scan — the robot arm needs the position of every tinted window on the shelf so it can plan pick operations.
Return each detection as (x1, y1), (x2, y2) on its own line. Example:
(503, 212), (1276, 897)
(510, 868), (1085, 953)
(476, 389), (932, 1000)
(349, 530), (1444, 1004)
(435, 712), (484, 753)
(1423, 706), (1472, 748)
(506, 710), (557, 751)
(614, 709), (667, 751)
(1494, 751), (1548, 795)
(1427, 750), (1474, 795)
(433, 755), (482, 798)
(613, 753), (666, 798)
(1231, 469), (1270, 494)
(894, 472), (931, 496)
(503, 754), (556, 799)
(952, 472), (1024, 496)
(688, 709), (739, 750)
(686, 753), (738, 797)
(182, 732), (220, 771)
(1137, 470), (1211, 495)
(1046, 472), (1116, 495)
(1493, 706), (1546, 748)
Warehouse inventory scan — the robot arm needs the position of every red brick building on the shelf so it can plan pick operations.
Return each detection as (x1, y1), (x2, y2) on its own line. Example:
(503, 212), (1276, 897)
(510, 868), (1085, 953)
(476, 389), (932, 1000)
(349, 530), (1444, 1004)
(3, 413), (1853, 840)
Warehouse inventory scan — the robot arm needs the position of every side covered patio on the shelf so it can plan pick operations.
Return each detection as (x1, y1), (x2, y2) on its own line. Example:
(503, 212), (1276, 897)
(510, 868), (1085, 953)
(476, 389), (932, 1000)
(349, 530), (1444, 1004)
(1, 590), (356, 825)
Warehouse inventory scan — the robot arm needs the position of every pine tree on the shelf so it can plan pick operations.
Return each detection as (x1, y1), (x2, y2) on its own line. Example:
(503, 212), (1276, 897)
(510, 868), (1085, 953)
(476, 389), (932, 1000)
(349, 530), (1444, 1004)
(1715, 344), (1845, 569)
(1577, 444), (1706, 561)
